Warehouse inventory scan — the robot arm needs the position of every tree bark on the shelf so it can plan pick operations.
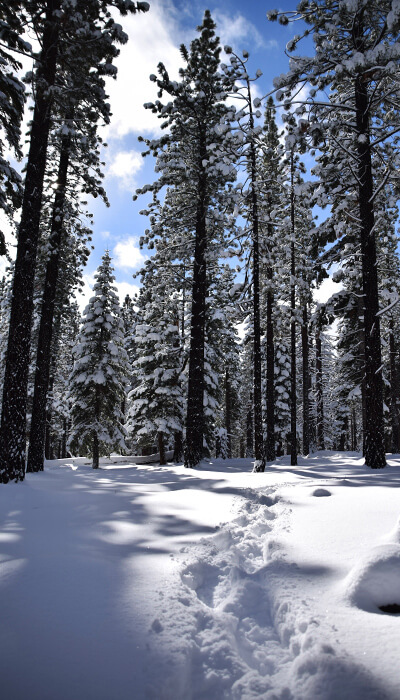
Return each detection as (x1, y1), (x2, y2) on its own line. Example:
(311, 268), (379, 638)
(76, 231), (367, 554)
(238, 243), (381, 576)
(184, 144), (207, 468)
(353, 19), (386, 468)
(158, 431), (166, 465)
(225, 369), (232, 459)
(301, 304), (310, 456)
(92, 433), (99, 469)
(389, 320), (400, 453)
(290, 154), (297, 466)
(0, 0), (61, 483)
(265, 282), (275, 462)
(315, 325), (325, 450)
(173, 431), (184, 462)
(248, 94), (265, 472)
(27, 111), (72, 473)
(246, 392), (253, 458)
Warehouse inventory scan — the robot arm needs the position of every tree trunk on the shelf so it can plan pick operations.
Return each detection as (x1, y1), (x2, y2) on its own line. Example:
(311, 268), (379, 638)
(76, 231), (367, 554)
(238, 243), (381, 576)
(225, 369), (232, 459)
(290, 154), (297, 466)
(301, 303), (310, 456)
(265, 271), (275, 461)
(27, 110), (72, 473)
(246, 393), (253, 458)
(158, 431), (166, 465)
(0, 0), (61, 483)
(248, 100), (264, 473)
(184, 147), (207, 468)
(92, 433), (99, 469)
(173, 431), (184, 462)
(389, 320), (400, 453)
(61, 418), (68, 459)
(315, 325), (325, 450)
(353, 29), (385, 468)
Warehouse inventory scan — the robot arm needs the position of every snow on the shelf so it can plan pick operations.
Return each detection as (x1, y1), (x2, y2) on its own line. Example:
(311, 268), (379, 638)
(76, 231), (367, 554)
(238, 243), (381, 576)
(1, 452), (400, 699)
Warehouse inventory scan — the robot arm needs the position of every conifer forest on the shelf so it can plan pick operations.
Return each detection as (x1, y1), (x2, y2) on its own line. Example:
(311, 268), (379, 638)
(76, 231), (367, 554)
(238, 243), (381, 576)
(2, 0), (400, 483)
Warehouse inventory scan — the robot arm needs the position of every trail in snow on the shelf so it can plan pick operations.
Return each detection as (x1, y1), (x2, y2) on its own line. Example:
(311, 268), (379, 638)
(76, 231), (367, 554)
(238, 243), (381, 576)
(152, 478), (393, 700)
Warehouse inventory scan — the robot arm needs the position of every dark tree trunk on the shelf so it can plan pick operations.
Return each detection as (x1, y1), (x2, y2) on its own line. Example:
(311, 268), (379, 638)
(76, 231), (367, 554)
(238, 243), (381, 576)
(0, 0), (60, 483)
(173, 431), (184, 462)
(265, 278), (275, 461)
(44, 408), (52, 460)
(246, 393), (253, 458)
(184, 145), (207, 468)
(248, 101), (265, 473)
(290, 154), (297, 466)
(61, 418), (68, 459)
(356, 294), (367, 455)
(339, 417), (348, 451)
(92, 433), (99, 469)
(315, 325), (325, 450)
(158, 432), (166, 465)
(353, 22), (386, 468)
(225, 369), (232, 459)
(301, 304), (310, 456)
(27, 111), (72, 473)
(351, 407), (357, 451)
(389, 320), (400, 453)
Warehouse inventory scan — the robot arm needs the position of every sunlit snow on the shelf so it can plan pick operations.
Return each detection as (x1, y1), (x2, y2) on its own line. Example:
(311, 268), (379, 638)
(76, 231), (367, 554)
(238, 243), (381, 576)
(0, 452), (400, 699)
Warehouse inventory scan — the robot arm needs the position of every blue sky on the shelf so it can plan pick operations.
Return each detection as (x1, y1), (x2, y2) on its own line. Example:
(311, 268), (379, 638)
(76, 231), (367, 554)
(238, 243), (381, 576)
(77, 0), (304, 306)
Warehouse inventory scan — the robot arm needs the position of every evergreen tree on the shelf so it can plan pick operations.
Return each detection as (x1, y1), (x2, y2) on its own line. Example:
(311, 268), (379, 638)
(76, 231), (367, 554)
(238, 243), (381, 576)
(69, 252), (130, 468)
(127, 256), (184, 465)
(137, 11), (239, 468)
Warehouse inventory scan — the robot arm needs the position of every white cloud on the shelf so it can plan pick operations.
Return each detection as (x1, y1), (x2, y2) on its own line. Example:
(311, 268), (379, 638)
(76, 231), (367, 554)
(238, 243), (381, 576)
(107, 150), (144, 190)
(115, 281), (140, 305)
(113, 236), (147, 271)
(105, 1), (183, 140)
(213, 9), (275, 51)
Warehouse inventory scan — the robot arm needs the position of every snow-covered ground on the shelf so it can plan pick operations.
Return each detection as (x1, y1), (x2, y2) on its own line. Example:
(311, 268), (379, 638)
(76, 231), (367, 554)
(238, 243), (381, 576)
(1, 452), (400, 699)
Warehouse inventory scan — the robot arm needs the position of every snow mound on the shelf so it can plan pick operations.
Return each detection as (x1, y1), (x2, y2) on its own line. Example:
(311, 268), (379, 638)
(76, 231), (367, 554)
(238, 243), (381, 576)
(382, 515), (400, 545)
(311, 487), (332, 497)
(344, 544), (400, 613)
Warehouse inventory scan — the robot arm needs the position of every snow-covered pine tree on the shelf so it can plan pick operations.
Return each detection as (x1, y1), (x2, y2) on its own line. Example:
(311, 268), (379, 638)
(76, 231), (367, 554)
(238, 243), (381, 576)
(0, 0), (148, 483)
(44, 299), (81, 459)
(137, 11), (239, 468)
(268, 0), (400, 467)
(69, 251), (130, 468)
(26, 0), (123, 472)
(222, 48), (265, 471)
(259, 97), (284, 462)
(127, 254), (184, 465)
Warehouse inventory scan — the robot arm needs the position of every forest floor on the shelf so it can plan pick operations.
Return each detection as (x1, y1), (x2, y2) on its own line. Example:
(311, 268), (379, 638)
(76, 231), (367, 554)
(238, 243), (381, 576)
(0, 452), (400, 699)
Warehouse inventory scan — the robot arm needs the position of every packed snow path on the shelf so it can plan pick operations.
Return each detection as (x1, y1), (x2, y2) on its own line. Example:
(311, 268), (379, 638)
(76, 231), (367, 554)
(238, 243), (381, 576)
(1, 453), (400, 699)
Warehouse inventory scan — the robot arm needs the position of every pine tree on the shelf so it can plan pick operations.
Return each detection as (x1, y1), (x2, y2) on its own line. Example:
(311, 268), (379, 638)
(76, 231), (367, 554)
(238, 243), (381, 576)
(127, 256), (184, 465)
(137, 11), (239, 468)
(26, 0), (121, 472)
(69, 252), (130, 468)
(260, 97), (284, 462)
